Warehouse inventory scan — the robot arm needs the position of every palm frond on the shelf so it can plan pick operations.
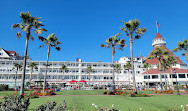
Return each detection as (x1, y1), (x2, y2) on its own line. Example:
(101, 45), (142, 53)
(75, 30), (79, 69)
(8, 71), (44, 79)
(39, 44), (44, 48)
(11, 23), (20, 30)
(55, 47), (61, 51)
(16, 32), (21, 39)
(30, 35), (34, 41)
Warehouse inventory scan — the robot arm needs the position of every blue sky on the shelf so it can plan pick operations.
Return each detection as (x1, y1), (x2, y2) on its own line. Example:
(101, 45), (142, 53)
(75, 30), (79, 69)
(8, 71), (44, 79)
(0, 0), (188, 63)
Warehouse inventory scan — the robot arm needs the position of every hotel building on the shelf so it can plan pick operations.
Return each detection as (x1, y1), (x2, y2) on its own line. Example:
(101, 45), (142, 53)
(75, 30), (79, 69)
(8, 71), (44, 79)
(0, 32), (187, 88)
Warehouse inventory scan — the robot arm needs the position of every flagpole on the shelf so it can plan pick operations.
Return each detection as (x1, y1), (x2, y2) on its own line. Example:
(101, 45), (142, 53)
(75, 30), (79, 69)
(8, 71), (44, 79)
(156, 21), (158, 33)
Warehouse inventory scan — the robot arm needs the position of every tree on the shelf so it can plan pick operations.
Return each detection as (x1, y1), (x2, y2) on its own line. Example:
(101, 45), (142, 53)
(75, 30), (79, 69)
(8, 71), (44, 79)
(143, 63), (151, 89)
(114, 64), (121, 89)
(86, 65), (93, 85)
(28, 62), (38, 89)
(60, 64), (67, 80)
(101, 33), (126, 90)
(124, 62), (132, 85)
(12, 63), (22, 91)
(163, 55), (177, 90)
(148, 46), (169, 91)
(173, 39), (188, 63)
(12, 11), (47, 96)
(38, 33), (61, 92)
(121, 19), (147, 93)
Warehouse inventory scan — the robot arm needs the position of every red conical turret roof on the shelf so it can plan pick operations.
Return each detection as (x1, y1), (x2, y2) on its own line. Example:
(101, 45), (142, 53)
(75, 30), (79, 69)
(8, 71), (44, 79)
(154, 32), (163, 39)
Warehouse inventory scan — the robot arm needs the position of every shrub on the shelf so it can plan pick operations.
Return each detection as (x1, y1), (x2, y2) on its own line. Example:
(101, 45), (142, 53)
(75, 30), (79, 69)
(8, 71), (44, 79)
(34, 100), (67, 111)
(0, 95), (30, 111)
(0, 84), (9, 91)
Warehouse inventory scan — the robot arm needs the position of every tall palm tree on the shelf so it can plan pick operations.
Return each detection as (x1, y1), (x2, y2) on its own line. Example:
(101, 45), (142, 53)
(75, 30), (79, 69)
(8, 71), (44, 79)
(28, 62), (38, 89)
(114, 64), (121, 89)
(124, 62), (132, 85)
(143, 63), (151, 89)
(173, 39), (188, 63)
(86, 65), (93, 85)
(121, 19), (147, 93)
(12, 12), (47, 96)
(38, 33), (61, 92)
(60, 64), (67, 80)
(163, 55), (177, 90)
(148, 46), (169, 91)
(101, 33), (126, 90)
(12, 63), (22, 91)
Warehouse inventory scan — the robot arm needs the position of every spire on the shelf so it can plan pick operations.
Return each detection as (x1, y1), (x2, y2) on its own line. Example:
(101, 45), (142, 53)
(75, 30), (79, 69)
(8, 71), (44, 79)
(152, 32), (166, 47)
(154, 32), (164, 39)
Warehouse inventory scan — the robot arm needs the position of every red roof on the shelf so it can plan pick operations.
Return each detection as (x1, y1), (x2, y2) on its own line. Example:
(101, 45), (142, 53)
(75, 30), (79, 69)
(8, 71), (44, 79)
(154, 32), (163, 39)
(144, 46), (185, 64)
(6, 50), (19, 56)
(142, 68), (188, 74)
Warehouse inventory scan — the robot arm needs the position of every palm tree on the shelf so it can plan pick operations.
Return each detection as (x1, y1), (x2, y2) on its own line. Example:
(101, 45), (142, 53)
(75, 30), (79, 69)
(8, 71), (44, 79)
(38, 33), (61, 92)
(148, 46), (169, 91)
(60, 64), (67, 80)
(86, 65), (93, 85)
(121, 19), (147, 93)
(12, 12), (47, 96)
(12, 63), (22, 91)
(114, 64), (121, 89)
(124, 62), (132, 85)
(163, 55), (177, 90)
(143, 63), (151, 89)
(101, 33), (126, 90)
(173, 39), (188, 63)
(28, 62), (38, 89)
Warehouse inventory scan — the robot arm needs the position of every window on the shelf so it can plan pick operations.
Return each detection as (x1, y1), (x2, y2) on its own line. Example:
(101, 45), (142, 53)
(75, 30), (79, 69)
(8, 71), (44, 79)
(152, 75), (158, 79)
(162, 75), (167, 78)
(144, 76), (147, 79)
(144, 75), (150, 79)
(179, 74), (185, 78)
(137, 65), (141, 68)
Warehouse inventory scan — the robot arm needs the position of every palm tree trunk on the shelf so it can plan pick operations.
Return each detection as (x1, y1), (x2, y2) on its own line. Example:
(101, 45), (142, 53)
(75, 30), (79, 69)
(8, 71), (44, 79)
(164, 70), (167, 90)
(20, 32), (30, 96)
(159, 62), (163, 91)
(129, 34), (137, 93)
(185, 50), (188, 63)
(89, 72), (90, 86)
(29, 69), (33, 89)
(15, 69), (18, 91)
(147, 69), (149, 89)
(62, 71), (64, 80)
(43, 45), (50, 92)
(170, 64), (174, 90)
(112, 46), (115, 90)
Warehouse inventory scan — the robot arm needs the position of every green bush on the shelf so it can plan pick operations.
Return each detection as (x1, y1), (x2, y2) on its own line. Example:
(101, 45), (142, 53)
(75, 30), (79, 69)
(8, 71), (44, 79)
(0, 84), (9, 91)
(0, 95), (30, 111)
(34, 100), (67, 111)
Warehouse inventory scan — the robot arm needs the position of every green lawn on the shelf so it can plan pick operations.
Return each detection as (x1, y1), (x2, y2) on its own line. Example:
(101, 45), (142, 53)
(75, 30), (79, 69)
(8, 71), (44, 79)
(28, 95), (188, 111)
(0, 90), (187, 111)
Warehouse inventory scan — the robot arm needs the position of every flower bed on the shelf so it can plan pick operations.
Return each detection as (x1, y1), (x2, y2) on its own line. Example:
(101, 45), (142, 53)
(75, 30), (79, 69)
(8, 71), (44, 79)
(155, 90), (175, 94)
(29, 89), (56, 98)
(103, 90), (150, 97)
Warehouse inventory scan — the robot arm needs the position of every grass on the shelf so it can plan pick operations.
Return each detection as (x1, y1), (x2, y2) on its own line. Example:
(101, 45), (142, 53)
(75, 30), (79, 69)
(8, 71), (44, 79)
(0, 90), (155, 97)
(0, 90), (187, 111)
(28, 95), (188, 111)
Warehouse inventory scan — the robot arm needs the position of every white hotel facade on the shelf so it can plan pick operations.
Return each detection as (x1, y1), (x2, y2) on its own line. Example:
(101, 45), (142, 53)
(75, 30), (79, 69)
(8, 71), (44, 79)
(0, 32), (188, 88)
